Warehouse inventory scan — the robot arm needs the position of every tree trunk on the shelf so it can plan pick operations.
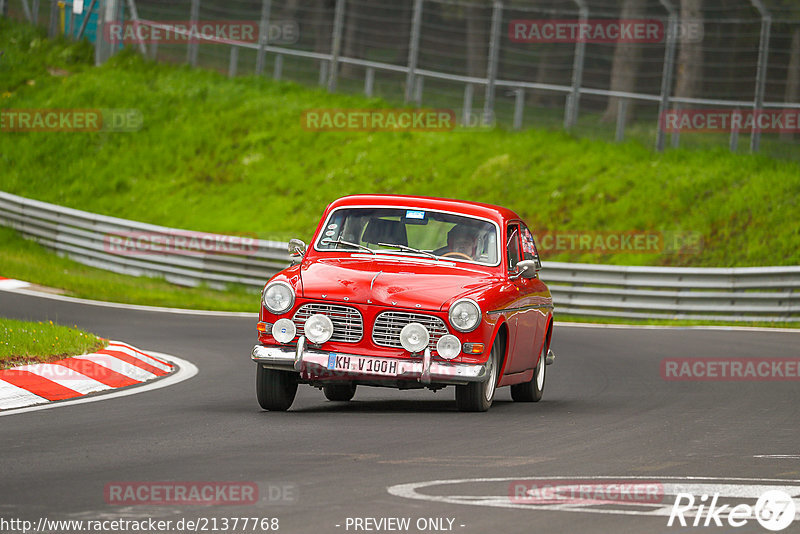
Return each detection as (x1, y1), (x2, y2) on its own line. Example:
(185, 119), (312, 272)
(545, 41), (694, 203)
(602, 0), (644, 122)
(674, 0), (703, 101)
(781, 28), (800, 140)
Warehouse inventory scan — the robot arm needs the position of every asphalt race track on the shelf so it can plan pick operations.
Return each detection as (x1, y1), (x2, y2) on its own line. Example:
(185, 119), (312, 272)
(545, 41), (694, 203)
(1, 289), (799, 534)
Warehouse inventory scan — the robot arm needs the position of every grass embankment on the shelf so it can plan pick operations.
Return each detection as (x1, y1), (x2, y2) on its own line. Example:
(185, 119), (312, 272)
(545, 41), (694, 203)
(0, 18), (798, 323)
(0, 227), (257, 311)
(0, 317), (107, 368)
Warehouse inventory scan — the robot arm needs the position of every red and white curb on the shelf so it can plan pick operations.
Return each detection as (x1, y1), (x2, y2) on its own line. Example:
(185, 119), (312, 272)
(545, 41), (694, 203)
(0, 277), (30, 290)
(0, 341), (174, 411)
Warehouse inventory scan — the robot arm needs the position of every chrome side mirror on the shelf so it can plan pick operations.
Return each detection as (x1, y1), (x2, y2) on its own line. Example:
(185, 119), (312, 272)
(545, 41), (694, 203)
(288, 238), (307, 257)
(510, 259), (539, 280)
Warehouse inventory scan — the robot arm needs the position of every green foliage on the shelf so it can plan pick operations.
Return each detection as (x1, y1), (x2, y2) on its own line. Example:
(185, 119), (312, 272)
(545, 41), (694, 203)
(2, 17), (799, 273)
(0, 317), (106, 366)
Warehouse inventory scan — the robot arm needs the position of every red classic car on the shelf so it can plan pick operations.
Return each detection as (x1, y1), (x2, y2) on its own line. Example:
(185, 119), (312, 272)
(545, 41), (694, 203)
(251, 194), (555, 412)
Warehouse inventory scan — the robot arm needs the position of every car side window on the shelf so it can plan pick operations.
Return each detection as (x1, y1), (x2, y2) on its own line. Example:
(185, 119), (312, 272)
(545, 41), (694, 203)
(506, 224), (520, 271)
(520, 224), (539, 263)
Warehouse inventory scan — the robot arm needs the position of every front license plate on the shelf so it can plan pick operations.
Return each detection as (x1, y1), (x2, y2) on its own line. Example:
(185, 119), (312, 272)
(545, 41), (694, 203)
(328, 353), (403, 376)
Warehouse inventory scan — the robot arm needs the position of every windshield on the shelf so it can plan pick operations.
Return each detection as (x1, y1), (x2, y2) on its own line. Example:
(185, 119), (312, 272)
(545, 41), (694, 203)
(316, 207), (499, 266)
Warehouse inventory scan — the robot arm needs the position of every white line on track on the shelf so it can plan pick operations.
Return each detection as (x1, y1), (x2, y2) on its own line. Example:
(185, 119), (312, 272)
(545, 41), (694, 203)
(0, 352), (198, 417)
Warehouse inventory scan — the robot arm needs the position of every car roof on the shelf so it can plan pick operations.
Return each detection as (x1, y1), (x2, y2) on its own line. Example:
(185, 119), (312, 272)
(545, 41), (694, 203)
(326, 194), (521, 224)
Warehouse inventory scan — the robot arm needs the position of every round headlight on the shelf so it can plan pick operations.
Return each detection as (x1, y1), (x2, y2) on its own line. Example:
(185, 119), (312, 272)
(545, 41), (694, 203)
(400, 322), (430, 353)
(436, 334), (461, 360)
(448, 298), (481, 332)
(262, 281), (295, 314)
(304, 314), (334, 345)
(272, 318), (296, 344)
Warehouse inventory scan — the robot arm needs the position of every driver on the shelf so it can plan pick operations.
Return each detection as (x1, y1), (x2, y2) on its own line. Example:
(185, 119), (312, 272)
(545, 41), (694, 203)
(440, 224), (478, 260)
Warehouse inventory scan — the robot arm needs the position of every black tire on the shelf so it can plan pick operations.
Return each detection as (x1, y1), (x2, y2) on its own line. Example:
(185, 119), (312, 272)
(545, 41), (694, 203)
(455, 338), (502, 412)
(510, 343), (546, 402)
(323, 383), (357, 402)
(256, 364), (298, 411)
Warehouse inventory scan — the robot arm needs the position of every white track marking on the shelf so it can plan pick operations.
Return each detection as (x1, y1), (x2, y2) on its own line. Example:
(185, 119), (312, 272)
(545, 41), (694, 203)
(0, 278), (29, 290)
(388, 476), (800, 519)
(12, 364), (111, 395)
(72, 354), (157, 382)
(104, 343), (173, 372)
(0, 380), (48, 409)
(0, 286), (258, 317)
(0, 352), (198, 417)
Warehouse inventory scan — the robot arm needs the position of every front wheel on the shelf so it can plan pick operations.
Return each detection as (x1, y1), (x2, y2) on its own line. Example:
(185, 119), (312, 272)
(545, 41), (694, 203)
(323, 383), (357, 402)
(510, 343), (546, 402)
(256, 364), (298, 411)
(455, 339), (501, 412)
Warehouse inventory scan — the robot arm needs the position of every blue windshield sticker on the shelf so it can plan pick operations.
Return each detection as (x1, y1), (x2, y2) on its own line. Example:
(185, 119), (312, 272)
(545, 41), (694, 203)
(405, 210), (426, 220)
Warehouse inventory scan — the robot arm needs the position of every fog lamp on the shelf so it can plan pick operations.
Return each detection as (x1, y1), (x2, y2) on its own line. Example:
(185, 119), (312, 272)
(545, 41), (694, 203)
(272, 318), (296, 344)
(436, 334), (461, 360)
(304, 314), (334, 344)
(399, 322), (430, 353)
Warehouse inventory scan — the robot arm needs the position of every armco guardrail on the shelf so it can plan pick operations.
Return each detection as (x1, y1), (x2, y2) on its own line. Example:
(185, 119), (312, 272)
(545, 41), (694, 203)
(1, 191), (798, 322)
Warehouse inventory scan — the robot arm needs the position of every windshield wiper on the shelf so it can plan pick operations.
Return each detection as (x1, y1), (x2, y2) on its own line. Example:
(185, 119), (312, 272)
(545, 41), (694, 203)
(321, 237), (376, 254)
(377, 242), (439, 260)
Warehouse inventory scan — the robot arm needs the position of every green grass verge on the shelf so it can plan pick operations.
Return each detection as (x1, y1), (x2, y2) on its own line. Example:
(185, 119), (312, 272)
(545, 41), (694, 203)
(0, 19), (798, 327)
(0, 317), (107, 368)
(0, 227), (258, 312)
(2, 18), (799, 268)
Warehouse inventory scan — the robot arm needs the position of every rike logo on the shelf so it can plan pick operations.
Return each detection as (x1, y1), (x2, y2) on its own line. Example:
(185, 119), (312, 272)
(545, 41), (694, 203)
(668, 490), (796, 531)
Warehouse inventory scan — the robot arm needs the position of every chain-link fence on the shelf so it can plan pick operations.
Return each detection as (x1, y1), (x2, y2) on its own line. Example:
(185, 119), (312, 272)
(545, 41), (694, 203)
(4, 0), (800, 157)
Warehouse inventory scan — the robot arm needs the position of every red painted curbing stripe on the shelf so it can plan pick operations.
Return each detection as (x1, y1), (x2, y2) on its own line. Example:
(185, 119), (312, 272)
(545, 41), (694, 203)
(53, 358), (140, 388)
(108, 342), (173, 368)
(0, 370), (83, 401)
(97, 349), (170, 376)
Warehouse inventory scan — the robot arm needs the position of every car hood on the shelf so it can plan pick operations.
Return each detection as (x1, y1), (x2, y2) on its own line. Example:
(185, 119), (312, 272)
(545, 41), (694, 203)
(299, 257), (497, 311)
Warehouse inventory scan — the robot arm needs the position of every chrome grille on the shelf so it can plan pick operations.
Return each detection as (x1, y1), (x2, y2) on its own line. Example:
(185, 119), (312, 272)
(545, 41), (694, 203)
(372, 311), (450, 350)
(293, 303), (363, 343)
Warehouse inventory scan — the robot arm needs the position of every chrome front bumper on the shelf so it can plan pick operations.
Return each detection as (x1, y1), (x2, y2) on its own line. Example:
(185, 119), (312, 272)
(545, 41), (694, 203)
(251, 336), (489, 384)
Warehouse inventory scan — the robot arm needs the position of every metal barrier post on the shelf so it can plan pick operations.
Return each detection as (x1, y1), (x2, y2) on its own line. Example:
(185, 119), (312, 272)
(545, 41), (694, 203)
(255, 0), (272, 75)
(749, 0), (771, 153)
(564, 0), (587, 130)
(482, 0), (502, 126)
(655, 1), (677, 152)
(228, 46), (238, 78)
(32, 0), (39, 24)
(730, 108), (740, 151)
(364, 67), (374, 97)
(512, 88), (524, 130)
(327, 0), (346, 92)
(615, 99), (628, 142)
(273, 53), (283, 80)
(0, 0), (7, 18)
(404, 0), (423, 103)
(462, 83), (474, 126)
(187, 0), (200, 66)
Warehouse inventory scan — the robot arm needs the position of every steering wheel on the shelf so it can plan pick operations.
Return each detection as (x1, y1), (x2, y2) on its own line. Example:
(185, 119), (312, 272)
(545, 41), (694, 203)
(441, 252), (473, 261)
